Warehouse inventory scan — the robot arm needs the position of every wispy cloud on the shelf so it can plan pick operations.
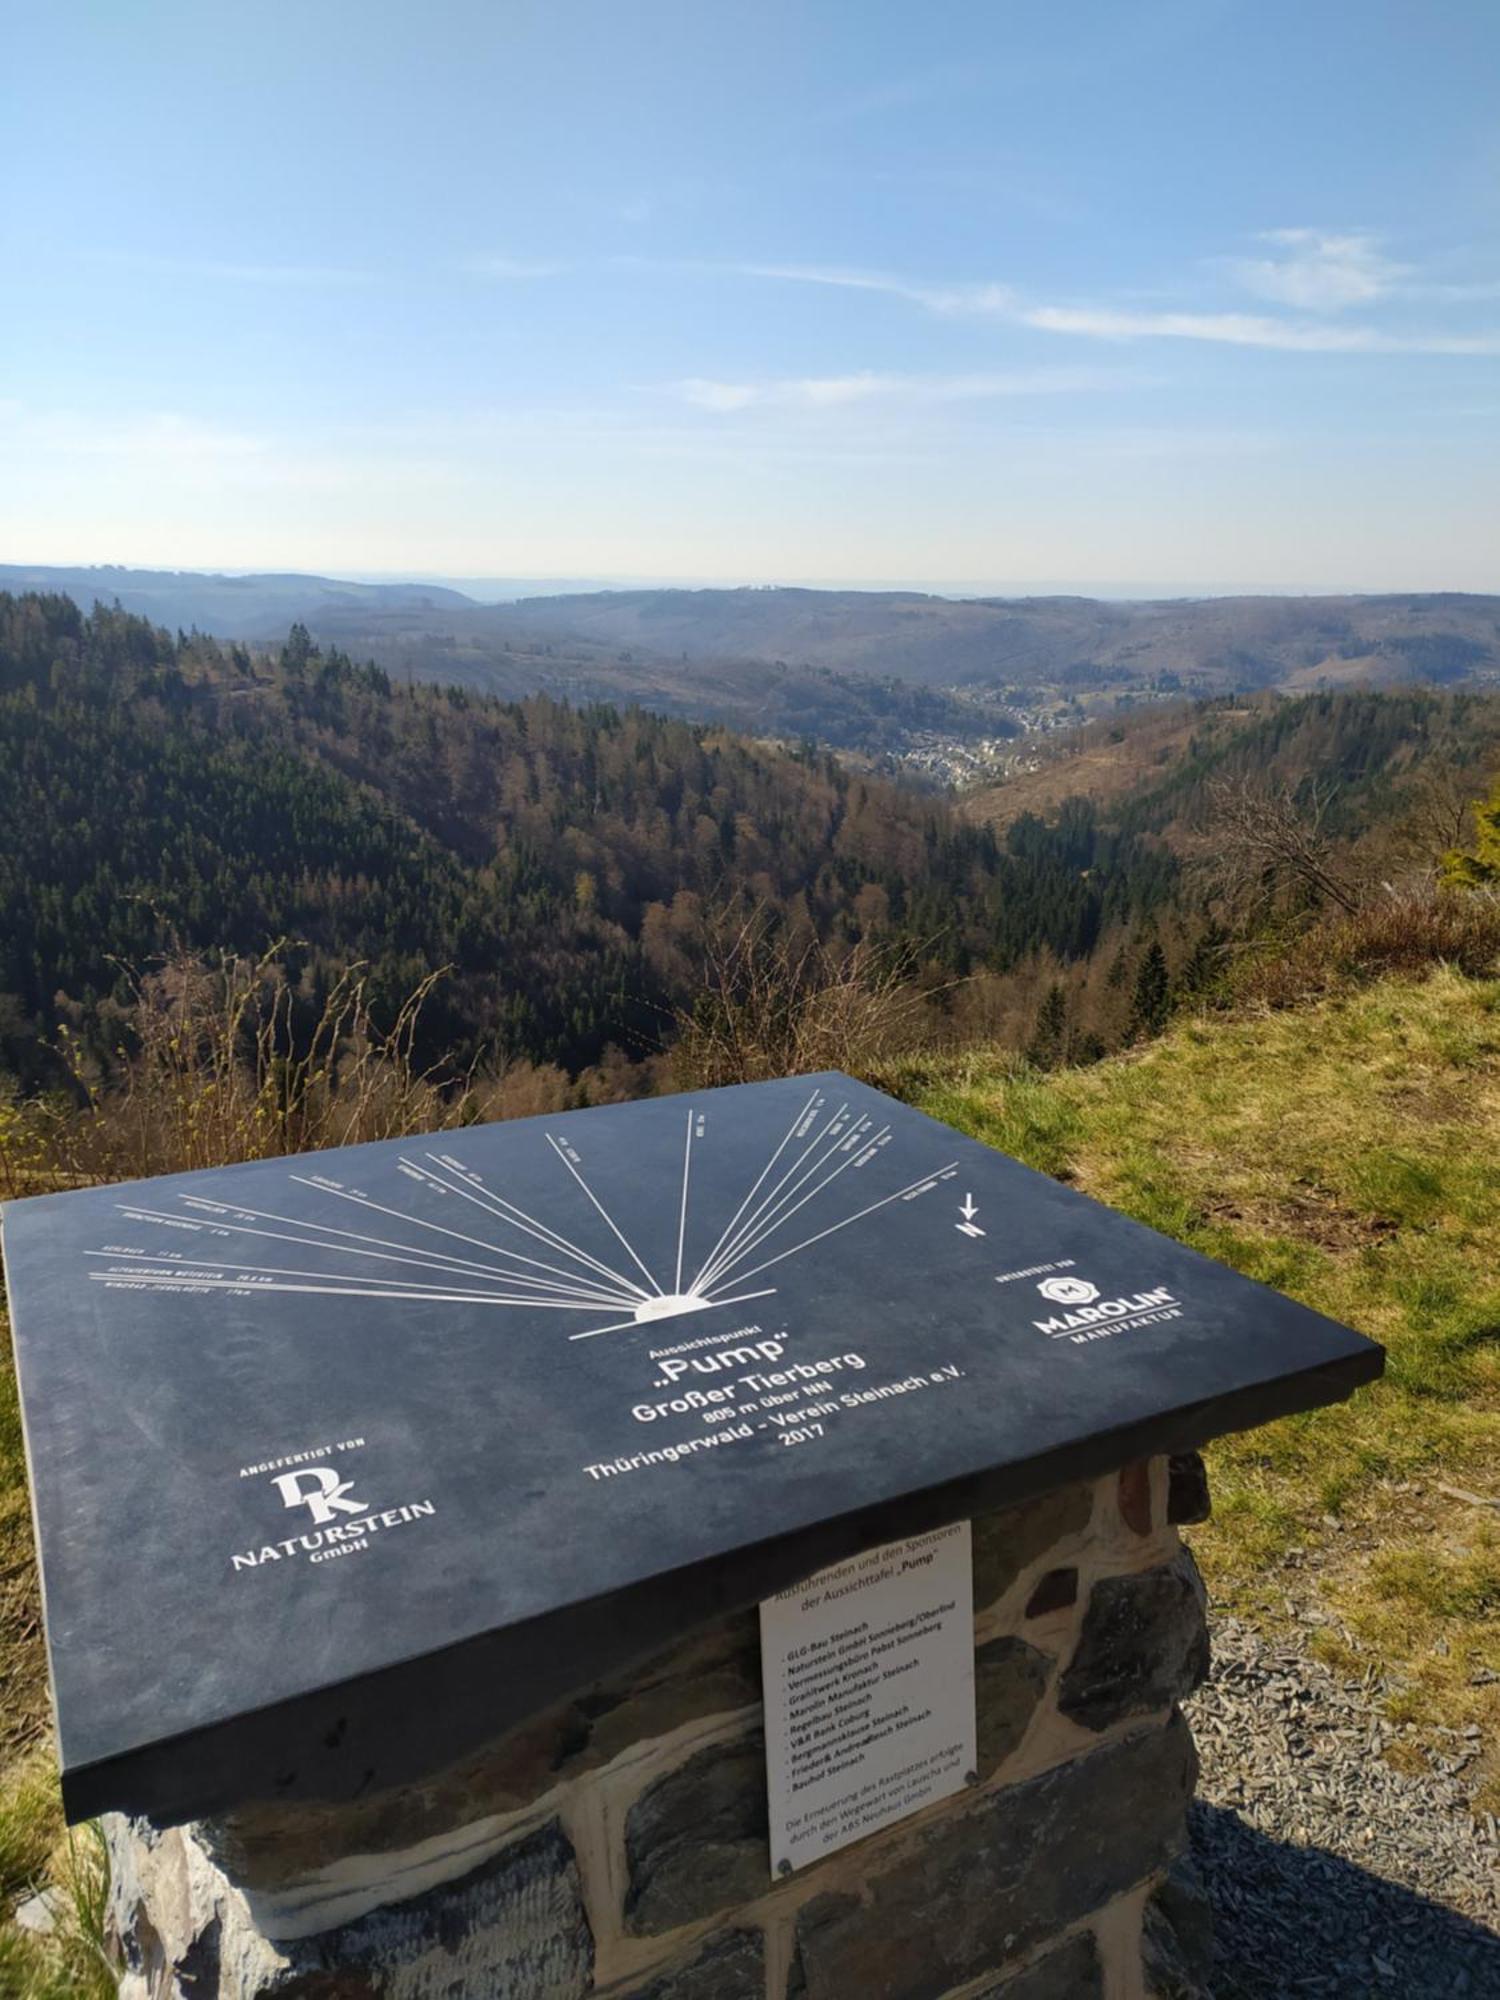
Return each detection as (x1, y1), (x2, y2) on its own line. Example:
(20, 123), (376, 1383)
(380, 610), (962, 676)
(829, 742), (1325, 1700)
(1019, 305), (1500, 354)
(1225, 229), (1402, 312)
(714, 253), (1500, 355)
(721, 260), (1017, 316)
(672, 366), (1131, 411)
(1221, 228), (1500, 310)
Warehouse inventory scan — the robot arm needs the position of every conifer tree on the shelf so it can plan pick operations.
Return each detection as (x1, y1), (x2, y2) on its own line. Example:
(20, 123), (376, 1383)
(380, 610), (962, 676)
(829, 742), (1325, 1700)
(1128, 940), (1171, 1040)
(1178, 921), (1228, 999)
(1442, 779), (1500, 887)
(1027, 982), (1069, 1069)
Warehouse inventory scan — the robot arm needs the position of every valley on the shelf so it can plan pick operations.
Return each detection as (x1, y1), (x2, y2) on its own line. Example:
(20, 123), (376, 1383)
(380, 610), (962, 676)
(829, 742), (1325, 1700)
(8, 567), (1499, 779)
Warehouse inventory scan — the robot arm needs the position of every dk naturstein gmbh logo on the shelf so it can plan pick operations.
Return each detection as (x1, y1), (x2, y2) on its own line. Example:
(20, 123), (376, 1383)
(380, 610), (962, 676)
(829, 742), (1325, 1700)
(230, 1438), (436, 1575)
(1033, 1274), (1182, 1345)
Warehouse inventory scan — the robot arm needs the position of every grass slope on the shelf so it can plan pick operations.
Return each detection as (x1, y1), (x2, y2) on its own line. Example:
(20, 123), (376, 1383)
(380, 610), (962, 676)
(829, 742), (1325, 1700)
(887, 966), (1500, 1808)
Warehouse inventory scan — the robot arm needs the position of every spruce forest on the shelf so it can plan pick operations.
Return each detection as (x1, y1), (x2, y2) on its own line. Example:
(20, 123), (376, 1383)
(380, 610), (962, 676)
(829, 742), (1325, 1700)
(0, 591), (1185, 1093)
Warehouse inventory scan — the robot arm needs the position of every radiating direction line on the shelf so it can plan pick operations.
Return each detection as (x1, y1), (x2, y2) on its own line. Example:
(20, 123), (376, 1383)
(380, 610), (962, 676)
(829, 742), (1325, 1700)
(696, 1099), (850, 1292)
(133, 1200), (622, 1302)
(546, 1134), (664, 1296)
(721, 1162), (960, 1288)
(87, 1270), (615, 1308)
(687, 1087), (822, 1296)
(567, 1286), (779, 1342)
(706, 1122), (892, 1288)
(174, 1192), (586, 1289)
(674, 1109), (695, 1294)
(406, 1155), (648, 1299)
(702, 1113), (877, 1284)
(92, 1101), (957, 1344)
(405, 1154), (648, 1303)
(287, 1173), (645, 1309)
(414, 1152), (652, 1299)
(697, 1103), (861, 1292)
(85, 1251), (628, 1307)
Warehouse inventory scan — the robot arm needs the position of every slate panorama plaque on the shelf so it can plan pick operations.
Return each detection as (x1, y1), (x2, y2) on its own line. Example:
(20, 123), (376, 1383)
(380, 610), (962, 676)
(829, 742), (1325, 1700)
(1, 1072), (1382, 1824)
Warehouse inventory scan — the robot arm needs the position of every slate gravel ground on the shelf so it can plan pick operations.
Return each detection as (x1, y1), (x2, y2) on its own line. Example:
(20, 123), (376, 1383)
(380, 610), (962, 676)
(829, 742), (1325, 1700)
(1186, 1615), (1500, 2000)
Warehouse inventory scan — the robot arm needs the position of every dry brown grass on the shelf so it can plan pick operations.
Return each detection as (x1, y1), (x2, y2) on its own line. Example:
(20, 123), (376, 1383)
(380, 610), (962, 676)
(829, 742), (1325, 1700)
(960, 702), (1210, 832)
(667, 906), (949, 1090)
(1229, 885), (1500, 1010)
(0, 947), (669, 1208)
(0, 948), (471, 1204)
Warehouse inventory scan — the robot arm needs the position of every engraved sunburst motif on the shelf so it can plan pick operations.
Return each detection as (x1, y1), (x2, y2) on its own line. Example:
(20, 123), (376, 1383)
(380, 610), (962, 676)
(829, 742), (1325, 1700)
(86, 1089), (959, 1341)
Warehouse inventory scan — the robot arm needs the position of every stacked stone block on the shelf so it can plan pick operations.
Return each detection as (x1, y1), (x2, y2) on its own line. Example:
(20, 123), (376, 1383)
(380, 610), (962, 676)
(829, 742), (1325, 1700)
(106, 1454), (1214, 2000)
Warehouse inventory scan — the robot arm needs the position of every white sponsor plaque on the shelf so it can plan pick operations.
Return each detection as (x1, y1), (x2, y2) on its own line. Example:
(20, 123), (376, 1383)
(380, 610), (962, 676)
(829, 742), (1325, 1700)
(759, 1519), (976, 1875)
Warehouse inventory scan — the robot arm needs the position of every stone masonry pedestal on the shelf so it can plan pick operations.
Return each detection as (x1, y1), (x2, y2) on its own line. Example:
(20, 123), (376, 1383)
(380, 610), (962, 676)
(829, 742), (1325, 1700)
(106, 1454), (1216, 2000)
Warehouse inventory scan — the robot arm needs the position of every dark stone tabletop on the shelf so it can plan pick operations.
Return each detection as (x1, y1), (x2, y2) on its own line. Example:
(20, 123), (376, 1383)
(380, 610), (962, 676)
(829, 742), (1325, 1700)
(0, 1072), (1382, 1823)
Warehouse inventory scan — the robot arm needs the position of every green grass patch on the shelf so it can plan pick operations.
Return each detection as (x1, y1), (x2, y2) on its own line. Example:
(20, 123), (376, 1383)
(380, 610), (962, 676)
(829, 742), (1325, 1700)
(884, 965), (1500, 1795)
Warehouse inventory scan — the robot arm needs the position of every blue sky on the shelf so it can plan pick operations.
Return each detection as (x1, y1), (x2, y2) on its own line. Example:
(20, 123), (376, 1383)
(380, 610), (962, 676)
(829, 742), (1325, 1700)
(3, 0), (1498, 590)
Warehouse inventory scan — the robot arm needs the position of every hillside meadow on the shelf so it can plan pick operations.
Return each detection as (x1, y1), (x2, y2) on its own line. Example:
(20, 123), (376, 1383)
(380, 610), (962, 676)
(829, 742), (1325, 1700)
(882, 965), (1500, 1807)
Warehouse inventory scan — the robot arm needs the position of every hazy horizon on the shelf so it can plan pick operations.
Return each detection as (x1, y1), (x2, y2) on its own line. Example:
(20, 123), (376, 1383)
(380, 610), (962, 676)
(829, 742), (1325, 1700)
(7, 557), (1495, 607)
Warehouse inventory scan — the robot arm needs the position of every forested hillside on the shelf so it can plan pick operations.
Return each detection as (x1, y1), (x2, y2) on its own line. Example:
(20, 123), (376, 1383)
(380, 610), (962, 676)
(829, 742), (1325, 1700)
(9, 568), (1500, 764)
(0, 594), (1174, 1087)
(0, 570), (1021, 759)
(435, 585), (1500, 694)
(7, 591), (1497, 1107)
(969, 688), (1500, 847)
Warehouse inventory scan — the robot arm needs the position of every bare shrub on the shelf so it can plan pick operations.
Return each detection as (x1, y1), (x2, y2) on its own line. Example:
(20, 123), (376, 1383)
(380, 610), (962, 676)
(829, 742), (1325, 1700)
(1206, 774), (1362, 917)
(1230, 885), (1500, 1009)
(1388, 762), (1490, 874)
(668, 905), (948, 1090)
(0, 948), (471, 1202)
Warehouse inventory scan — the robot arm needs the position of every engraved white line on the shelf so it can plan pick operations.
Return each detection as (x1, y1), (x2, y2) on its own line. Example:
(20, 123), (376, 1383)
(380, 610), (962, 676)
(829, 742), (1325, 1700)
(171, 1193), (594, 1290)
(87, 1272), (614, 1308)
(545, 1134), (665, 1296)
(687, 1086), (822, 1295)
(695, 1100), (848, 1291)
(85, 1252), (628, 1307)
(701, 1114), (877, 1284)
(411, 1152), (652, 1299)
(406, 1155), (648, 1302)
(705, 1122), (891, 1286)
(93, 1093), (952, 1341)
(674, 1108), (694, 1295)
(716, 1163), (960, 1288)
(286, 1174), (645, 1307)
(125, 1203), (624, 1302)
(697, 1103), (859, 1291)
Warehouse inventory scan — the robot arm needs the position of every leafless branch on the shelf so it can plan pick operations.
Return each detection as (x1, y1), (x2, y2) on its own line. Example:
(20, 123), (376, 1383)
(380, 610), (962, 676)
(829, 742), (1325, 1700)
(1205, 775), (1362, 916)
